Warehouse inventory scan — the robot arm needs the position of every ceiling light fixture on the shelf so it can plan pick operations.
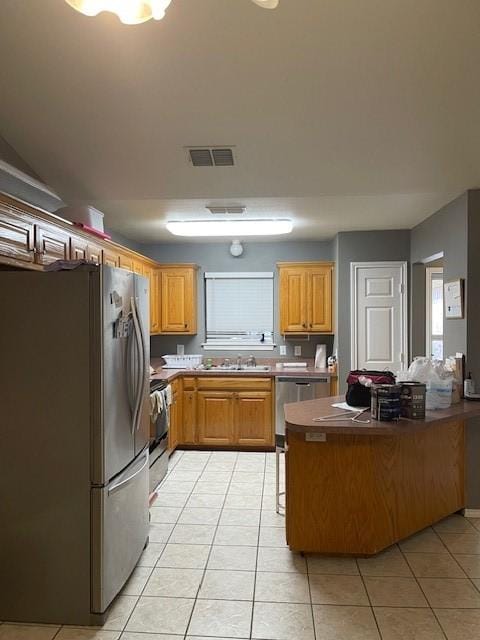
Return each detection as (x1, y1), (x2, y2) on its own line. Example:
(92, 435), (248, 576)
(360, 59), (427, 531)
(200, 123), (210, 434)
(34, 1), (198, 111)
(166, 219), (292, 237)
(65, 0), (278, 25)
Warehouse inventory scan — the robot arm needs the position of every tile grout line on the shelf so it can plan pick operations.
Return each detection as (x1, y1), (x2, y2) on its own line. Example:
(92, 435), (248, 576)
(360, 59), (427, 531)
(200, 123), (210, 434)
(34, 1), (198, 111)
(122, 449), (208, 635)
(249, 451), (267, 640)
(184, 450), (239, 638)
(305, 532), (317, 640)
(356, 556), (383, 640)
(397, 536), (449, 640)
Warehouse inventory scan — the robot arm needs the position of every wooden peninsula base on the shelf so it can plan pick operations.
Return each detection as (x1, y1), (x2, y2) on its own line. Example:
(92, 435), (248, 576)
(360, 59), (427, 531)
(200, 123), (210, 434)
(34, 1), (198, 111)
(284, 396), (480, 556)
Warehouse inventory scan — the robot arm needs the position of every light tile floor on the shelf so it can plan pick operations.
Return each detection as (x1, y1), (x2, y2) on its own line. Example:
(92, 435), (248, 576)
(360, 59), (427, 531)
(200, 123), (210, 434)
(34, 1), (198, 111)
(3, 450), (480, 639)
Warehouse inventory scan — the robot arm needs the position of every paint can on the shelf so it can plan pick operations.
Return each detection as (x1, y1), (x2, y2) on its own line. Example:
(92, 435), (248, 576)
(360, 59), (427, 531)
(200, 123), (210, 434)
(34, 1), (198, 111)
(400, 382), (426, 419)
(371, 384), (402, 421)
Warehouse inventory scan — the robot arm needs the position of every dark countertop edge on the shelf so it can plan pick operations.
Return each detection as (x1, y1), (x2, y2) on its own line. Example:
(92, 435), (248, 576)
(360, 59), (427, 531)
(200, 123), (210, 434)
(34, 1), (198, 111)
(284, 396), (480, 435)
(151, 366), (337, 384)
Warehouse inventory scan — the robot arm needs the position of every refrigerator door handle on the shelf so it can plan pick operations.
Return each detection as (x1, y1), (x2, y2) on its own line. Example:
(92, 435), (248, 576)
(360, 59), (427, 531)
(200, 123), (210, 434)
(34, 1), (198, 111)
(134, 296), (148, 432)
(126, 311), (140, 435)
(108, 449), (149, 495)
(130, 296), (144, 434)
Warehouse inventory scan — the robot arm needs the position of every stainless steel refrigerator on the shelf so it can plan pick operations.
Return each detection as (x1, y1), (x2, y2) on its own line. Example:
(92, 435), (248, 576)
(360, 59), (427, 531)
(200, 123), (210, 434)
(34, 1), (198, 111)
(0, 265), (150, 625)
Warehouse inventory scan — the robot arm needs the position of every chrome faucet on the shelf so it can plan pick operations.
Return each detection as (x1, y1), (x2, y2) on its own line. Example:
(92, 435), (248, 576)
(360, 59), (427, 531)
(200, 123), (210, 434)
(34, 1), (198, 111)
(246, 354), (256, 368)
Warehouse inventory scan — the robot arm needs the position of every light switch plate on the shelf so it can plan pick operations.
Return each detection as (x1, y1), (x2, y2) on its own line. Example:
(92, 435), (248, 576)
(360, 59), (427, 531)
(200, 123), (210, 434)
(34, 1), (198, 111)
(306, 433), (327, 442)
(280, 345), (287, 356)
(177, 344), (185, 355)
(294, 345), (302, 356)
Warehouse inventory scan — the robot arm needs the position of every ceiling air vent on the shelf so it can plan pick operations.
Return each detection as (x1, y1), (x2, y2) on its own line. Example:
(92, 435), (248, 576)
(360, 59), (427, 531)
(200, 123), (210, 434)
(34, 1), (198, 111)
(187, 147), (235, 167)
(207, 206), (246, 215)
(189, 149), (213, 167)
(212, 148), (234, 166)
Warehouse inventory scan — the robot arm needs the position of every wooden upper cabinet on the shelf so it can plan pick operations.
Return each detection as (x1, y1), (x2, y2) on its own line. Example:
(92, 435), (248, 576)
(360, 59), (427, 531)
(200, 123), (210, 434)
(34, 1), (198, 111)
(118, 253), (134, 272)
(234, 391), (273, 447)
(0, 205), (35, 265)
(278, 262), (333, 334)
(159, 266), (197, 334)
(86, 243), (103, 264)
(133, 260), (143, 275)
(102, 247), (120, 268)
(308, 266), (333, 332)
(70, 234), (88, 261)
(35, 221), (70, 265)
(142, 265), (160, 334)
(279, 267), (308, 332)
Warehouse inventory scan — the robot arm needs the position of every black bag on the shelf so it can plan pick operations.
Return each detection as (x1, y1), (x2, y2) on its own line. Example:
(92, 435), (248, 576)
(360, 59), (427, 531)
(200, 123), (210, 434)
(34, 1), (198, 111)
(346, 369), (396, 407)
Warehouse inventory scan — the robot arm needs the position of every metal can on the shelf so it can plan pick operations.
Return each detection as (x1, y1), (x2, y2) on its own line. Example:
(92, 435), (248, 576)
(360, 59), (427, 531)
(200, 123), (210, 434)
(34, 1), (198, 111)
(371, 384), (402, 421)
(400, 382), (426, 419)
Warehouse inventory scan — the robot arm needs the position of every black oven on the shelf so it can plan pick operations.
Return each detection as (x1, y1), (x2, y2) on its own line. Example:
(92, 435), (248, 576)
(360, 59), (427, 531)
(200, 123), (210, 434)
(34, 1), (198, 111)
(149, 380), (169, 492)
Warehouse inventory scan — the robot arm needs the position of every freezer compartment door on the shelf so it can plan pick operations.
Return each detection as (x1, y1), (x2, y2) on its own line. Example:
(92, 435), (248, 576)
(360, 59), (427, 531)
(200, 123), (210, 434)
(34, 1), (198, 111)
(91, 447), (149, 614)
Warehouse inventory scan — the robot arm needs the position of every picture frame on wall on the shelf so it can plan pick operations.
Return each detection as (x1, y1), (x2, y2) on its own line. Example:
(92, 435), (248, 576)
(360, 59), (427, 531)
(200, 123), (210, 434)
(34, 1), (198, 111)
(444, 279), (464, 319)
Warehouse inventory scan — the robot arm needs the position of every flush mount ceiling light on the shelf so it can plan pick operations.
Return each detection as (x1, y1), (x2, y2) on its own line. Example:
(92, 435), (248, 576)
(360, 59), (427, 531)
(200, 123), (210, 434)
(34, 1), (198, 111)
(65, 0), (278, 25)
(166, 219), (292, 237)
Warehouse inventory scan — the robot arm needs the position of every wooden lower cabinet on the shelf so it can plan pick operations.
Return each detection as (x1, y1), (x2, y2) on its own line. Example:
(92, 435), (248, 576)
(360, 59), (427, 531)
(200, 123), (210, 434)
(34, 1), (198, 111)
(198, 392), (235, 446)
(168, 380), (182, 450)
(176, 377), (274, 449)
(234, 392), (273, 446)
(182, 390), (197, 444)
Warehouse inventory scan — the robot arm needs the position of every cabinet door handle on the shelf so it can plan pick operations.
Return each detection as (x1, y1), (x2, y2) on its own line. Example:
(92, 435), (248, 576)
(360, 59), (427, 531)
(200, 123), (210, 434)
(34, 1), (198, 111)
(184, 323), (188, 329)
(302, 323), (307, 329)
(309, 323), (313, 329)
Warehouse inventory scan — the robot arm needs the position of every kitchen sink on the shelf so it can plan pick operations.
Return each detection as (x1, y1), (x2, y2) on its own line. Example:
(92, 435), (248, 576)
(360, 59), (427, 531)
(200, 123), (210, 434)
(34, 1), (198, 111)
(215, 365), (271, 372)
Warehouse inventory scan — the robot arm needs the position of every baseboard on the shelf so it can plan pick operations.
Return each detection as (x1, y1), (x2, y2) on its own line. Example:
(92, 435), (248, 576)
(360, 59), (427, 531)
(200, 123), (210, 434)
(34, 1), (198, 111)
(464, 508), (480, 518)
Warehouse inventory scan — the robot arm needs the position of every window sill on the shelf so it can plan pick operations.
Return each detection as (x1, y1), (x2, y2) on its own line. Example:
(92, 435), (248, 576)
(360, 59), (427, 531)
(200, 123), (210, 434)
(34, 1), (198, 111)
(202, 343), (276, 351)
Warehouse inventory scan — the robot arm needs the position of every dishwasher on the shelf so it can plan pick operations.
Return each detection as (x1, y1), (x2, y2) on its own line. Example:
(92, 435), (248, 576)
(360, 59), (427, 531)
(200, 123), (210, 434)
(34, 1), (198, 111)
(274, 375), (330, 514)
(275, 376), (330, 443)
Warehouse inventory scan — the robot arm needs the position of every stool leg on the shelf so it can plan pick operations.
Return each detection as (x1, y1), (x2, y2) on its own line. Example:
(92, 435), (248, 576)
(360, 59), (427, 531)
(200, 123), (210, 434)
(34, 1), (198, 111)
(276, 447), (280, 514)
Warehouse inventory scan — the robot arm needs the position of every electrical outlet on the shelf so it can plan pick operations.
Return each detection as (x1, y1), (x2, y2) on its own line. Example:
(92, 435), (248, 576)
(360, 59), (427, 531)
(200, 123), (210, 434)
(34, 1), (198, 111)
(294, 345), (302, 356)
(280, 345), (287, 356)
(177, 344), (185, 355)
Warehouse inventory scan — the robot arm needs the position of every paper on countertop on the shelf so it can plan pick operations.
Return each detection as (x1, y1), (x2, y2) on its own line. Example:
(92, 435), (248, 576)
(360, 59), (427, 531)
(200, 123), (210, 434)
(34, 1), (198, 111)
(331, 402), (366, 412)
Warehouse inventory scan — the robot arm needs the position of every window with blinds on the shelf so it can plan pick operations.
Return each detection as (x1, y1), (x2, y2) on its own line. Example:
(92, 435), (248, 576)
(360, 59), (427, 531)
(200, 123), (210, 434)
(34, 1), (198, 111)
(204, 272), (274, 350)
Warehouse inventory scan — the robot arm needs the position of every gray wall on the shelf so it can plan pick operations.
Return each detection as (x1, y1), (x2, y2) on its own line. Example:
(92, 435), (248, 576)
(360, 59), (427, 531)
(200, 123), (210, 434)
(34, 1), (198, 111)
(410, 192), (468, 358)
(141, 240), (335, 359)
(104, 227), (143, 254)
(466, 191), (480, 509)
(336, 230), (411, 390)
(410, 190), (480, 509)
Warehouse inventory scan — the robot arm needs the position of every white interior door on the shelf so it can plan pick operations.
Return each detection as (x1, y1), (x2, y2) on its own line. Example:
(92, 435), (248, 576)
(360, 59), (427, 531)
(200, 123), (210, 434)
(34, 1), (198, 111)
(351, 262), (407, 372)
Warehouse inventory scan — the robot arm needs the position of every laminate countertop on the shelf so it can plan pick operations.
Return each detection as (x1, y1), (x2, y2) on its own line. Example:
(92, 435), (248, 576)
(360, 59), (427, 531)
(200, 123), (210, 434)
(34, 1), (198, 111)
(284, 395), (480, 435)
(150, 360), (337, 384)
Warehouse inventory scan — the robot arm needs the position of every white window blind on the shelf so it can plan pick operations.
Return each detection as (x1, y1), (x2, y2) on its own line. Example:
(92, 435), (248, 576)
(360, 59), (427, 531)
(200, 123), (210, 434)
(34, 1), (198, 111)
(204, 272), (274, 349)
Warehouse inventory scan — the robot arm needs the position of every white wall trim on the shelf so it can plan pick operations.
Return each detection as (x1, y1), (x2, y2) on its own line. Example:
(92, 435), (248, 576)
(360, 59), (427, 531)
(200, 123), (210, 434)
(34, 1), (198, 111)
(205, 272), (274, 279)
(350, 261), (408, 370)
(202, 343), (275, 351)
(425, 266), (444, 358)
(464, 508), (480, 518)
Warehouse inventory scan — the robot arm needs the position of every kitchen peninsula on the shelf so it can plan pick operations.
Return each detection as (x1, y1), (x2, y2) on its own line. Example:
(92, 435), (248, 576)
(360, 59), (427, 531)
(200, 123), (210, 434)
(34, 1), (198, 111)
(284, 396), (480, 556)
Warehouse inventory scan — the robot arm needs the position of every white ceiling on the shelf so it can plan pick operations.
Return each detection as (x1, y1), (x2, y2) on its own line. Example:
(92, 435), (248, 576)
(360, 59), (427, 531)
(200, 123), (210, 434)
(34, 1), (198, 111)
(0, 0), (479, 242)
